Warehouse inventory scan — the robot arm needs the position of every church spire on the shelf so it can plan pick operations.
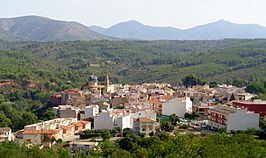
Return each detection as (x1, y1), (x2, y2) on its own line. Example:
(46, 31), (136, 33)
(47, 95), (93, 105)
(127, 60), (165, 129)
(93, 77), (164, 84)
(105, 74), (109, 88)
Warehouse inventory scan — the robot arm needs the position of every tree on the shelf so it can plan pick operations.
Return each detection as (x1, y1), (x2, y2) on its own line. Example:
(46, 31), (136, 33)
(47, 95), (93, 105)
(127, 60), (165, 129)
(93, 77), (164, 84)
(184, 113), (199, 119)
(42, 108), (56, 120)
(259, 117), (266, 131)
(101, 130), (111, 140)
(246, 82), (265, 94)
(246, 128), (257, 135)
(20, 112), (38, 127)
(182, 75), (205, 88)
(169, 114), (180, 126)
(160, 122), (174, 132)
(122, 128), (134, 137)
(218, 128), (227, 133)
(111, 127), (121, 137)
(179, 124), (189, 129)
(0, 114), (12, 127)
(0, 94), (6, 103)
(232, 79), (247, 88)
(100, 140), (119, 157)
(209, 81), (218, 88)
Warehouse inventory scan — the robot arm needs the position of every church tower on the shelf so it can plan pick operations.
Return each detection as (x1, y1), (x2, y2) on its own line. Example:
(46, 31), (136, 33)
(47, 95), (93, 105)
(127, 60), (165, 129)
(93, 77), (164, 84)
(104, 74), (110, 92)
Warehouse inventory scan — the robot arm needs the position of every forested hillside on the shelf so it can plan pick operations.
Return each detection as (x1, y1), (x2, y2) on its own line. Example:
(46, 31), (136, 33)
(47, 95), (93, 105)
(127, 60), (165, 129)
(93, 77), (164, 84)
(1, 39), (266, 87)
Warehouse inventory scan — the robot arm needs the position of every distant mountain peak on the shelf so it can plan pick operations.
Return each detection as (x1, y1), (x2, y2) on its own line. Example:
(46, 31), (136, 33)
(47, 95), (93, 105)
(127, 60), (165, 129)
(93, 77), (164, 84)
(2, 15), (266, 41)
(0, 16), (113, 41)
(118, 20), (144, 27)
(216, 19), (230, 23)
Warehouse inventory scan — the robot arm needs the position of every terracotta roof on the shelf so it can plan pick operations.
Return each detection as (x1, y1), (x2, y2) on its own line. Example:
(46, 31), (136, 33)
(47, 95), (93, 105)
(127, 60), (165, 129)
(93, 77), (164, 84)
(138, 117), (156, 123)
(0, 127), (11, 132)
(61, 125), (74, 130)
(146, 100), (163, 104)
(23, 129), (61, 135)
(160, 95), (173, 101)
(73, 122), (83, 127)
(79, 121), (89, 125)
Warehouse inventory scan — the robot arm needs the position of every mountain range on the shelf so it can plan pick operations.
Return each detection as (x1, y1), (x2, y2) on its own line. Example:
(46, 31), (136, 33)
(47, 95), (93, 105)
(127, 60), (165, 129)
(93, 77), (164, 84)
(90, 20), (266, 40)
(0, 16), (113, 41)
(1, 16), (266, 41)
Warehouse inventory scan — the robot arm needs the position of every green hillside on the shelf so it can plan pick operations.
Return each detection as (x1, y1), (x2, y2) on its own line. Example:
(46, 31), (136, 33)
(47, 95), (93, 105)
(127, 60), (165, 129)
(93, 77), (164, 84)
(0, 39), (266, 88)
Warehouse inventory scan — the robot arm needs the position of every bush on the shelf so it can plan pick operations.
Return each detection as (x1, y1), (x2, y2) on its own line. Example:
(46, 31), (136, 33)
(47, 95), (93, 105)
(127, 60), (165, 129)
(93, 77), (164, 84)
(218, 128), (227, 133)
(161, 122), (174, 132)
(122, 128), (134, 137)
(179, 124), (189, 129)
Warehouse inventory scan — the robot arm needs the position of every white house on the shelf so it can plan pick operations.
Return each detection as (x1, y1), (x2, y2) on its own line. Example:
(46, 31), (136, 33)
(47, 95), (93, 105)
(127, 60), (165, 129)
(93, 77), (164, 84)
(208, 106), (260, 132)
(84, 105), (99, 118)
(130, 109), (157, 121)
(94, 110), (133, 130)
(0, 127), (12, 142)
(162, 97), (192, 117)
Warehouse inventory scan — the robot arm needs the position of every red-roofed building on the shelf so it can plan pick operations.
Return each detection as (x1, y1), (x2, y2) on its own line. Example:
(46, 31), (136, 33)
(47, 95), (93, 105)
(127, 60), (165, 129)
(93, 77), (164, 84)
(61, 125), (75, 136)
(22, 129), (63, 144)
(73, 122), (83, 133)
(133, 117), (156, 135)
(73, 121), (91, 133)
(232, 100), (266, 117)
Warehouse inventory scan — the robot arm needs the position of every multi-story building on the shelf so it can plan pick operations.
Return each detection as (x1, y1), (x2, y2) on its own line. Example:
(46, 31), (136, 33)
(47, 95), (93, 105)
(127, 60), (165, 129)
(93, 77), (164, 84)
(19, 118), (91, 145)
(133, 117), (156, 135)
(58, 105), (80, 119)
(162, 97), (192, 117)
(146, 97), (192, 117)
(129, 108), (157, 121)
(61, 89), (86, 108)
(233, 100), (266, 117)
(94, 110), (133, 130)
(208, 106), (260, 132)
(84, 105), (99, 118)
(24, 118), (77, 130)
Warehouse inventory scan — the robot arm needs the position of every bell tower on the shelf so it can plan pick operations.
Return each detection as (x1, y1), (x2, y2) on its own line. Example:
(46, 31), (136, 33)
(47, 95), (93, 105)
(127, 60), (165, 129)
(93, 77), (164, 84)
(104, 74), (110, 92)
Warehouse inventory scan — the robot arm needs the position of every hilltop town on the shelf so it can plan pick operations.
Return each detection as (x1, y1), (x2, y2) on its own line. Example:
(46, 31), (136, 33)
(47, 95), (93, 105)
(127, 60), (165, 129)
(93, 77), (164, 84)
(1, 74), (265, 151)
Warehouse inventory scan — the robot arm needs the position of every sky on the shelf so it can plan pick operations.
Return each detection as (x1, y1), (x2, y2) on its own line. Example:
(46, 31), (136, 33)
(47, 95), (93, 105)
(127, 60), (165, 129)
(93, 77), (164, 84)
(1, 0), (266, 29)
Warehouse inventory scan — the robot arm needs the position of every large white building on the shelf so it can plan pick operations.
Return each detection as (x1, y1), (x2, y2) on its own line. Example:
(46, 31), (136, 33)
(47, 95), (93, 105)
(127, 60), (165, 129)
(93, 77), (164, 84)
(84, 105), (99, 118)
(208, 106), (260, 132)
(129, 108), (157, 120)
(94, 110), (133, 130)
(162, 97), (192, 117)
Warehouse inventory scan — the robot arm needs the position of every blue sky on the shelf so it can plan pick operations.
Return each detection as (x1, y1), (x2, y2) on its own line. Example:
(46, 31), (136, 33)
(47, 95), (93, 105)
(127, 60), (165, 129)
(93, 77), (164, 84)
(1, 0), (266, 29)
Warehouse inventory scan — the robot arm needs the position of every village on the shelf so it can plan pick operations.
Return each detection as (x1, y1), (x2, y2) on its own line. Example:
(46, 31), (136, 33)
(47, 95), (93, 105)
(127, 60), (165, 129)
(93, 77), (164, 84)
(1, 74), (265, 150)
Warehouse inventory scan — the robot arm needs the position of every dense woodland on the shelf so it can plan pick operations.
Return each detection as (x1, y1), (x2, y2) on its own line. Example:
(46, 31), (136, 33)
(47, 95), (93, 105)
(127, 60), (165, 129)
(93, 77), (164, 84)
(1, 39), (266, 86)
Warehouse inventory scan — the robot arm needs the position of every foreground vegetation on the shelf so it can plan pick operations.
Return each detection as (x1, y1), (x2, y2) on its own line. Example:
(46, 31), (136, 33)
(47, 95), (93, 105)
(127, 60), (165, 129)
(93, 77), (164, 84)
(0, 132), (266, 158)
